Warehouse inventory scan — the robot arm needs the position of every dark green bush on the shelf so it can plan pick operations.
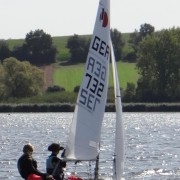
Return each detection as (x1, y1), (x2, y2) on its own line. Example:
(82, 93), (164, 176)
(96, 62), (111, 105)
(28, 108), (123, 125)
(47, 85), (65, 92)
(73, 86), (80, 93)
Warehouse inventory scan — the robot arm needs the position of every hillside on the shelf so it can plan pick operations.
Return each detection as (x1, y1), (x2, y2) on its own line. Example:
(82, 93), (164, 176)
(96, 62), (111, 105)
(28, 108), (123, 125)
(6, 33), (132, 62)
(6, 33), (138, 92)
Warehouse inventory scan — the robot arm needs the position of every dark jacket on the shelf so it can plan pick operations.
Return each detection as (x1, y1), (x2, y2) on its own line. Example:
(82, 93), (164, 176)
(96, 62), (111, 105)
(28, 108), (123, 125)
(17, 153), (47, 180)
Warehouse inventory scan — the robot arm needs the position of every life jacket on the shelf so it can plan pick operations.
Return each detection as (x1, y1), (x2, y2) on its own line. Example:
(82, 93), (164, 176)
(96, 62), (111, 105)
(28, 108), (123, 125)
(46, 156), (54, 174)
(46, 155), (64, 175)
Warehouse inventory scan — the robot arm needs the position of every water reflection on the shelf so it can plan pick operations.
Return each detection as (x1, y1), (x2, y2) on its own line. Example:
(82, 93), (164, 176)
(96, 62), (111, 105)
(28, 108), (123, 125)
(0, 112), (179, 179)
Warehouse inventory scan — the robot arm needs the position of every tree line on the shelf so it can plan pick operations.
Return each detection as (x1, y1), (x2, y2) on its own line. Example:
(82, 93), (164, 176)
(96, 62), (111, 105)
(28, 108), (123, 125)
(0, 24), (180, 102)
(0, 29), (57, 65)
(0, 29), (124, 65)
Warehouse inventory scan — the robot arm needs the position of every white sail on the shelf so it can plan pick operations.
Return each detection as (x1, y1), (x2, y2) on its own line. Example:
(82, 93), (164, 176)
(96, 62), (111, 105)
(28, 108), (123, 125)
(65, 0), (111, 161)
(111, 42), (124, 180)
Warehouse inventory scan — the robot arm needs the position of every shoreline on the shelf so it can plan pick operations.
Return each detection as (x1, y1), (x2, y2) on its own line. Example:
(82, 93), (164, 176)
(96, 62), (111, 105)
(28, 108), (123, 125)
(0, 103), (179, 112)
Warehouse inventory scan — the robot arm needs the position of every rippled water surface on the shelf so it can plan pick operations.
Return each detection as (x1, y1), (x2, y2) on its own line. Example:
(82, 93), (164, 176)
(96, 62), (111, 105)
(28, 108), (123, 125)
(0, 112), (179, 179)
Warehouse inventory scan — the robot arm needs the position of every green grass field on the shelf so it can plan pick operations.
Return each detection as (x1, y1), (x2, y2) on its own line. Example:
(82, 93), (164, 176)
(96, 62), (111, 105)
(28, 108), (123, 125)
(52, 36), (71, 61)
(53, 64), (85, 92)
(53, 62), (139, 92)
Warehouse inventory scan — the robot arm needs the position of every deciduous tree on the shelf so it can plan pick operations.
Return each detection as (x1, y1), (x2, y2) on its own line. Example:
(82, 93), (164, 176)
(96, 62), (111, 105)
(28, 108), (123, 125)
(0, 57), (44, 98)
(129, 23), (155, 61)
(67, 34), (90, 63)
(0, 40), (11, 61)
(110, 28), (124, 61)
(0, 64), (6, 99)
(136, 28), (180, 102)
(24, 29), (57, 65)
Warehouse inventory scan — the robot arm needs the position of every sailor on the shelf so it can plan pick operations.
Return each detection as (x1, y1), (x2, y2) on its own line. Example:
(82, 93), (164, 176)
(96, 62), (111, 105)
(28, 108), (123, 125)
(46, 143), (66, 180)
(17, 143), (54, 180)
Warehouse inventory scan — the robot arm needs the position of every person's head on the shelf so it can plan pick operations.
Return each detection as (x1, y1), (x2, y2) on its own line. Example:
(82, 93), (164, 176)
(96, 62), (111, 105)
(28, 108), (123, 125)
(48, 143), (64, 154)
(23, 143), (34, 155)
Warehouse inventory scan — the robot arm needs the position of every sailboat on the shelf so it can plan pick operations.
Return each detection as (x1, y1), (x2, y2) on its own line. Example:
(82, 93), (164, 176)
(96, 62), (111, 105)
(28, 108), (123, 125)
(64, 0), (124, 179)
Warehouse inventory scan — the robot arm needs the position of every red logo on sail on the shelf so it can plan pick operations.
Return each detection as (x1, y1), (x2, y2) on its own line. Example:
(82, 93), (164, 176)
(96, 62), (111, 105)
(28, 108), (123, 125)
(99, 8), (108, 27)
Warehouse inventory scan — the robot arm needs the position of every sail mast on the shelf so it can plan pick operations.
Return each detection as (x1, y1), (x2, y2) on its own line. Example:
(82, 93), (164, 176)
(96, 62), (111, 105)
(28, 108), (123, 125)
(111, 41), (124, 180)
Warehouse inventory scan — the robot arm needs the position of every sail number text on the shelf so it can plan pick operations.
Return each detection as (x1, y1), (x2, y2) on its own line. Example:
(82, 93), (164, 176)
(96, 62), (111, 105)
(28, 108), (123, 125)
(92, 36), (110, 60)
(79, 56), (107, 111)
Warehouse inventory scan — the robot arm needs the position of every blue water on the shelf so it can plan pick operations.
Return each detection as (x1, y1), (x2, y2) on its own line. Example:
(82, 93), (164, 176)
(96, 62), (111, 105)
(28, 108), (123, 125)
(0, 112), (179, 179)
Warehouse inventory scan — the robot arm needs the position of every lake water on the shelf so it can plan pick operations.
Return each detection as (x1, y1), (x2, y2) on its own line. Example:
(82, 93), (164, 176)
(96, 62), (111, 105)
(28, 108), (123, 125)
(0, 112), (179, 180)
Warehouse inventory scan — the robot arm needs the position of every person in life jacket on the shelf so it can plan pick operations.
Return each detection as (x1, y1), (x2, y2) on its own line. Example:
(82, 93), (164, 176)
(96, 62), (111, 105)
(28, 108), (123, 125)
(17, 143), (54, 180)
(46, 143), (66, 180)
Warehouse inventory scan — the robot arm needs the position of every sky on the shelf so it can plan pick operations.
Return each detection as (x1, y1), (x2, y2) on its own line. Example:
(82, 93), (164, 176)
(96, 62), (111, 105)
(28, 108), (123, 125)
(0, 0), (180, 40)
